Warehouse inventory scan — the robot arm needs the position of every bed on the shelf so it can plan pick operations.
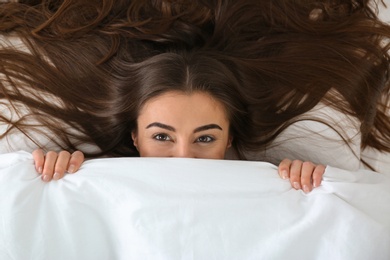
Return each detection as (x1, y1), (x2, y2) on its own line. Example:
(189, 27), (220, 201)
(1, 2), (390, 260)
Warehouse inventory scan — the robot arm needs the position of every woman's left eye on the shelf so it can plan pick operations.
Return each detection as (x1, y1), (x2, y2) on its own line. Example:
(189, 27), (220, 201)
(196, 135), (215, 143)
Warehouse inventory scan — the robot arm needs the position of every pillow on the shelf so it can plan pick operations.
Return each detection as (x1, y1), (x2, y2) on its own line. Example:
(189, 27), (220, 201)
(233, 103), (363, 171)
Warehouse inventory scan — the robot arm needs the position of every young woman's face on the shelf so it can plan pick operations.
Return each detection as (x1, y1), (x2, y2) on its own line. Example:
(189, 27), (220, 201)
(132, 91), (232, 159)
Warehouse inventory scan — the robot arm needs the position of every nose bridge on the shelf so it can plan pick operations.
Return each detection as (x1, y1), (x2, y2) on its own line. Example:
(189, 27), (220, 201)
(173, 140), (193, 158)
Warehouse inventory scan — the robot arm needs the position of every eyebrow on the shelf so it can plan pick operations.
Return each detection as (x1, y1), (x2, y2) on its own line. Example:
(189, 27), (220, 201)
(146, 122), (223, 133)
(146, 122), (175, 132)
(193, 124), (223, 133)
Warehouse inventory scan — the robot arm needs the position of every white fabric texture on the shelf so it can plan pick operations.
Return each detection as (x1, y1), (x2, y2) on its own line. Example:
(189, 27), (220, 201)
(0, 151), (389, 260)
(378, 1), (390, 22)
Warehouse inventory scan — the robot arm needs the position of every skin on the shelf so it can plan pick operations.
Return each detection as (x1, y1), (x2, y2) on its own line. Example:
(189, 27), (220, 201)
(32, 149), (84, 181)
(33, 91), (326, 192)
(132, 91), (232, 159)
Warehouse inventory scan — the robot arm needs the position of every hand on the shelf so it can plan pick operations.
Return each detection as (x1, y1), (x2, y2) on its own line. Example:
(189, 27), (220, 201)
(32, 149), (85, 182)
(278, 159), (326, 193)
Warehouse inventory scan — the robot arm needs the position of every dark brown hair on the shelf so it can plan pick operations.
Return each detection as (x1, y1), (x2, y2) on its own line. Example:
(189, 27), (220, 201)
(108, 51), (252, 158)
(0, 0), (389, 168)
(207, 0), (390, 151)
(0, 0), (215, 156)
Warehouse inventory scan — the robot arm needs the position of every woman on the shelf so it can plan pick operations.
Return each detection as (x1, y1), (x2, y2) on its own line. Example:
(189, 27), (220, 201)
(1, 0), (389, 171)
(32, 51), (326, 193)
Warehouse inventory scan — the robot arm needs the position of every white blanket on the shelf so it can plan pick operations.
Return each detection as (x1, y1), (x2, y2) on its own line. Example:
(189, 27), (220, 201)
(0, 151), (389, 260)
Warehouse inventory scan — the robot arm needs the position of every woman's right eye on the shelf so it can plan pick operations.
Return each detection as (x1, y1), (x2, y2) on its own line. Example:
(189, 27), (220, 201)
(153, 134), (171, 142)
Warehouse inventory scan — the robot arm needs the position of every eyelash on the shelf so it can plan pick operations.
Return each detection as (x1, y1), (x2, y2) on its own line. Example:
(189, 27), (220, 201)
(153, 133), (172, 142)
(195, 135), (215, 143)
(152, 134), (215, 143)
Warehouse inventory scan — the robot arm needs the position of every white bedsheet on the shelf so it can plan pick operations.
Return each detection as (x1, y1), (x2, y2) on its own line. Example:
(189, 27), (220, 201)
(0, 151), (389, 260)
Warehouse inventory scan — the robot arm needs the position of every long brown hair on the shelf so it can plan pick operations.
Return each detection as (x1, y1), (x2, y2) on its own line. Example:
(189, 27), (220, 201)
(0, 0), (216, 156)
(206, 0), (390, 152)
(0, 0), (389, 165)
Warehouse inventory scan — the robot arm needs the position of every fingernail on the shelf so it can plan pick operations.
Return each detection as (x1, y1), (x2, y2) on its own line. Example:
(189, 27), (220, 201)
(68, 165), (75, 173)
(37, 166), (42, 174)
(53, 172), (60, 180)
(293, 182), (300, 189)
(282, 170), (288, 179)
(42, 175), (50, 182)
(303, 185), (310, 193)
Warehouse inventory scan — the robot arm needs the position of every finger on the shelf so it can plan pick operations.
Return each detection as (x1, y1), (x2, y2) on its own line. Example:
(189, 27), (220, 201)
(289, 160), (303, 190)
(278, 158), (292, 180)
(52, 151), (71, 180)
(67, 151), (85, 173)
(41, 151), (58, 182)
(312, 164), (326, 188)
(300, 161), (316, 193)
(32, 149), (45, 174)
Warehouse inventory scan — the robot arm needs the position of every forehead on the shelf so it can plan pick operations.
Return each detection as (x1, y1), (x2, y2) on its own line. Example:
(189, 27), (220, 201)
(138, 91), (229, 123)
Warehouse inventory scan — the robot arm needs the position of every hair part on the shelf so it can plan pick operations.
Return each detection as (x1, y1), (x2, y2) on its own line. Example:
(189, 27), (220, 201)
(110, 51), (253, 159)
